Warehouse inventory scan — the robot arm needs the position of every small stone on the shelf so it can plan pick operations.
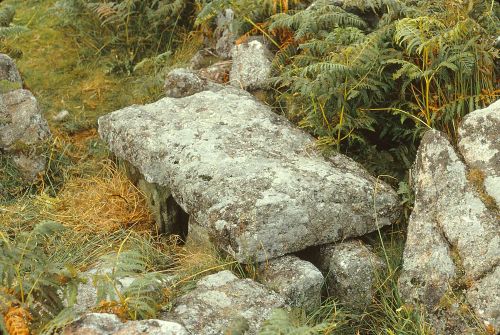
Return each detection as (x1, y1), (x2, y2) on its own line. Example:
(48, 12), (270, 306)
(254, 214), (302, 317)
(197, 61), (232, 84)
(0, 53), (22, 88)
(12, 153), (46, 180)
(164, 68), (225, 98)
(257, 255), (324, 312)
(0, 89), (50, 149)
(164, 68), (206, 98)
(229, 40), (273, 90)
(317, 240), (385, 310)
(53, 109), (70, 122)
(166, 270), (287, 335)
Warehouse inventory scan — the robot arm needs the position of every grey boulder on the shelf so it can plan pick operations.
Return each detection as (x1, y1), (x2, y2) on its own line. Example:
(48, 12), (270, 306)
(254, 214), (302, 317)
(166, 270), (287, 335)
(399, 129), (499, 332)
(62, 313), (188, 335)
(0, 54), (22, 92)
(317, 240), (385, 310)
(257, 255), (324, 312)
(229, 40), (273, 90)
(98, 88), (400, 263)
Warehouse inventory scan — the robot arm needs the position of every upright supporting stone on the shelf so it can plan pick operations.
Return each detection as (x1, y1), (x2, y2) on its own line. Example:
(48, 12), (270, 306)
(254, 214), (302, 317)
(125, 162), (188, 238)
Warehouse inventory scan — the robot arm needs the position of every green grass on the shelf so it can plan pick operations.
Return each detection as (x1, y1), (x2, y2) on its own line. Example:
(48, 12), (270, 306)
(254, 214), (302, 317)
(1, 0), (165, 132)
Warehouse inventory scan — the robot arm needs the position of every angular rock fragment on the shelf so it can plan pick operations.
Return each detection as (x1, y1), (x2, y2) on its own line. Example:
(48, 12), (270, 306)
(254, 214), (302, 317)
(164, 68), (226, 99)
(230, 40), (273, 90)
(399, 129), (500, 332)
(64, 266), (174, 314)
(166, 270), (286, 335)
(98, 88), (400, 262)
(214, 9), (236, 59)
(0, 54), (22, 92)
(62, 313), (188, 335)
(0, 89), (50, 179)
(458, 99), (500, 206)
(257, 255), (324, 312)
(317, 240), (385, 310)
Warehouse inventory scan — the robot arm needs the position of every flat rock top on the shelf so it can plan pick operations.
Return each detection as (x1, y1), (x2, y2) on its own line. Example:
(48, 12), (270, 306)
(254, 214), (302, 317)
(99, 88), (399, 262)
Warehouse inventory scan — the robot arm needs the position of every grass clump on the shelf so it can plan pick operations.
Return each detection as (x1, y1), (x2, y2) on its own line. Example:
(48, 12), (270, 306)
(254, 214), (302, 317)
(47, 160), (154, 233)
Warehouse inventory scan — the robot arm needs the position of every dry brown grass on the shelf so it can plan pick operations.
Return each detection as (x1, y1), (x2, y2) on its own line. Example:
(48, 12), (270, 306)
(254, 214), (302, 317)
(42, 160), (154, 233)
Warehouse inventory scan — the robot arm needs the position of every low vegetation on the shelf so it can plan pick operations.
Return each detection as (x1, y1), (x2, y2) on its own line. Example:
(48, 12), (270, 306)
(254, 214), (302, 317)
(0, 0), (498, 334)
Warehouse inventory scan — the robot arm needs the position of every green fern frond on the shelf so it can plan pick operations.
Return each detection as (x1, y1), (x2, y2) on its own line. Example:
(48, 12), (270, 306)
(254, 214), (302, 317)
(0, 5), (15, 27)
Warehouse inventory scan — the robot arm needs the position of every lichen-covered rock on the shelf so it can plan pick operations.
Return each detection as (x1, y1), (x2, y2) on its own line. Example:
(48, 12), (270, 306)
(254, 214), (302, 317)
(0, 89), (50, 179)
(399, 130), (499, 333)
(229, 40), (273, 90)
(466, 266), (500, 332)
(257, 255), (324, 312)
(164, 68), (209, 98)
(214, 9), (236, 59)
(198, 61), (232, 84)
(98, 88), (400, 263)
(166, 270), (287, 335)
(164, 68), (227, 99)
(0, 89), (50, 148)
(317, 240), (385, 310)
(62, 313), (188, 335)
(458, 99), (500, 206)
(0, 54), (22, 93)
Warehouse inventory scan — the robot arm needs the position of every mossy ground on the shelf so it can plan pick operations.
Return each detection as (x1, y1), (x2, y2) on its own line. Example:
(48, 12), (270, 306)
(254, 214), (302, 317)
(0, 1), (490, 334)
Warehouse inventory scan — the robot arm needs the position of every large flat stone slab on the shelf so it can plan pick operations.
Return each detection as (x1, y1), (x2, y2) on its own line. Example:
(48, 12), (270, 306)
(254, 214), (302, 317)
(98, 88), (400, 262)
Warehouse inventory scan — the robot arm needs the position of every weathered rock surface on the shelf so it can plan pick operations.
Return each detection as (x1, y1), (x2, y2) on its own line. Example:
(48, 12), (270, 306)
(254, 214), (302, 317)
(317, 240), (385, 310)
(166, 270), (286, 335)
(0, 54), (22, 91)
(62, 313), (189, 335)
(98, 88), (400, 262)
(197, 61), (232, 84)
(257, 255), (324, 312)
(466, 266), (500, 332)
(230, 40), (273, 90)
(214, 9), (236, 59)
(458, 99), (500, 206)
(164, 67), (230, 99)
(164, 68), (211, 98)
(399, 129), (499, 332)
(0, 89), (50, 179)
